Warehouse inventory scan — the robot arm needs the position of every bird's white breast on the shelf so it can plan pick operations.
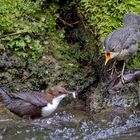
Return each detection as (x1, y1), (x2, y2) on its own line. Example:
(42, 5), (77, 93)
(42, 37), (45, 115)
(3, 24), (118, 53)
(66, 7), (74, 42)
(41, 103), (58, 117)
(41, 94), (66, 117)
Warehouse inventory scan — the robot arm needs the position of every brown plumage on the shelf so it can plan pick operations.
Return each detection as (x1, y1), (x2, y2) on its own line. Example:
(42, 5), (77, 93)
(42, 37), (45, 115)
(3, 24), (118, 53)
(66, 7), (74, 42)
(0, 86), (75, 119)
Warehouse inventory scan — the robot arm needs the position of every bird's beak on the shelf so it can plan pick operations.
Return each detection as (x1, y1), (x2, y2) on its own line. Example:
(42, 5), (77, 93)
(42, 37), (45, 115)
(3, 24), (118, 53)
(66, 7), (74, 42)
(68, 91), (76, 98)
(105, 52), (110, 65)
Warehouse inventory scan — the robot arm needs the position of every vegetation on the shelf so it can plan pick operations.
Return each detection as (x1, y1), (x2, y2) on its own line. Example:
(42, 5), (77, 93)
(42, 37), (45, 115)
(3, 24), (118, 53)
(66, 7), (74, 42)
(0, 0), (140, 90)
(0, 0), (96, 90)
(79, 0), (140, 36)
(0, 0), (57, 60)
(79, 0), (140, 69)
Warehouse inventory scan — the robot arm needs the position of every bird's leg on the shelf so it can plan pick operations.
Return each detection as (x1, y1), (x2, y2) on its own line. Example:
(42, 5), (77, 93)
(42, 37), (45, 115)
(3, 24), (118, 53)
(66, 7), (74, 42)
(107, 61), (116, 71)
(110, 61), (116, 78)
(118, 61), (126, 84)
(107, 61), (118, 78)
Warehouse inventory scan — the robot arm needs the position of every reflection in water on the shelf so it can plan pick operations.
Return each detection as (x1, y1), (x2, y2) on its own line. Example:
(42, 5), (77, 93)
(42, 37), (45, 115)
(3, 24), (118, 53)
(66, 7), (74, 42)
(0, 109), (140, 140)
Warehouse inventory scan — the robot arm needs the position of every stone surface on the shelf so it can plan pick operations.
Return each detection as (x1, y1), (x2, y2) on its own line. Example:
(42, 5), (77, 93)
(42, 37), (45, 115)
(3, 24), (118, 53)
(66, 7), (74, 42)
(87, 72), (140, 113)
(0, 102), (19, 120)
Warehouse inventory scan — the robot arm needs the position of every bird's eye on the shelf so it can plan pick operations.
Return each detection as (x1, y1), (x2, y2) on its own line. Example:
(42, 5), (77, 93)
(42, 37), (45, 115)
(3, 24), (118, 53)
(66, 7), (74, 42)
(111, 48), (114, 52)
(58, 91), (62, 94)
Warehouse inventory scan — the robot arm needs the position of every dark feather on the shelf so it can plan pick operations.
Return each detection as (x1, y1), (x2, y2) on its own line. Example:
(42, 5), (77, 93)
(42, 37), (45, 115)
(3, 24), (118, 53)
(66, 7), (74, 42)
(11, 91), (48, 107)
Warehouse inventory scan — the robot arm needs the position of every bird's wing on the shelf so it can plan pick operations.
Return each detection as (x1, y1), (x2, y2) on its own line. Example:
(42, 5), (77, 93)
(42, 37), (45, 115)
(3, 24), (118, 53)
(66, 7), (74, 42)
(136, 32), (140, 41)
(122, 28), (140, 49)
(12, 91), (48, 107)
(104, 28), (138, 51)
(122, 34), (137, 49)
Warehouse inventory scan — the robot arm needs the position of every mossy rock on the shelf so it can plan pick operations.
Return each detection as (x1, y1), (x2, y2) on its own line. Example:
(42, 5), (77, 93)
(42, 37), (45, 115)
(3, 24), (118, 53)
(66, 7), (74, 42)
(88, 81), (140, 113)
(0, 102), (19, 120)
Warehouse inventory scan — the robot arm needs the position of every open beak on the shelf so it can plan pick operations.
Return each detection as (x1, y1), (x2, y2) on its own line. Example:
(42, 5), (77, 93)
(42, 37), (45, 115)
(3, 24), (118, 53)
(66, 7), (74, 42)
(105, 52), (110, 65)
(68, 91), (76, 98)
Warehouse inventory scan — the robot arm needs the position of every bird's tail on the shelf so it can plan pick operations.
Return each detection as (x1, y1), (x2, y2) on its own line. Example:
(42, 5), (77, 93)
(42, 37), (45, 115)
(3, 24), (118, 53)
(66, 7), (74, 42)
(123, 13), (140, 28)
(0, 87), (11, 105)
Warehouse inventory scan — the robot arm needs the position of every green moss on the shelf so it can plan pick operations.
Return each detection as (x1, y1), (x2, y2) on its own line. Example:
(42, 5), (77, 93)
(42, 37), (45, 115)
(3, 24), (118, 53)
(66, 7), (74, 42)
(41, 26), (96, 89)
(0, 0), (97, 90)
(0, 0), (58, 61)
(79, 0), (140, 37)
(79, 0), (140, 69)
(2, 0), (140, 91)
(127, 47), (140, 69)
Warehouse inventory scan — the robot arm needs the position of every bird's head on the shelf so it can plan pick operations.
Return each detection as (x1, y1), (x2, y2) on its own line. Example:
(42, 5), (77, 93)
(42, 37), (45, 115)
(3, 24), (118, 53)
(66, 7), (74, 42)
(44, 85), (76, 104)
(50, 86), (76, 97)
(104, 37), (122, 65)
(105, 51), (120, 65)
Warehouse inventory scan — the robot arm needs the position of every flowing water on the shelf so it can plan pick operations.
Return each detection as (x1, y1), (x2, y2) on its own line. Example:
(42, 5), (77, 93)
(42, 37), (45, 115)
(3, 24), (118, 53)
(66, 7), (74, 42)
(0, 106), (140, 140)
(0, 111), (140, 140)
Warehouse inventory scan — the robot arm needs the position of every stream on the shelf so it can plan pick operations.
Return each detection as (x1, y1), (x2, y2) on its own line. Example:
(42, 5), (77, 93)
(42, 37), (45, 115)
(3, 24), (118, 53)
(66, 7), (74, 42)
(0, 105), (140, 140)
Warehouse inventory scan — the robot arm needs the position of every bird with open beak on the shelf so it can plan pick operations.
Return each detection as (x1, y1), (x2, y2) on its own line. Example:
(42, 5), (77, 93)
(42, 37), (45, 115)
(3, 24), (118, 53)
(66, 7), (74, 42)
(0, 86), (76, 119)
(103, 13), (140, 82)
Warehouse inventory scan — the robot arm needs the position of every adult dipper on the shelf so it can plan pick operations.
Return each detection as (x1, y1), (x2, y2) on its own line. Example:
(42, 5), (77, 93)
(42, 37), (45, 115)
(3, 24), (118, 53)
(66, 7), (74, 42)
(0, 86), (76, 119)
(103, 13), (140, 82)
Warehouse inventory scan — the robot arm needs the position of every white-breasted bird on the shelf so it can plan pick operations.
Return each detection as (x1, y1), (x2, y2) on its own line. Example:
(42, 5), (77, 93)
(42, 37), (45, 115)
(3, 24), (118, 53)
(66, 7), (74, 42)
(0, 86), (76, 119)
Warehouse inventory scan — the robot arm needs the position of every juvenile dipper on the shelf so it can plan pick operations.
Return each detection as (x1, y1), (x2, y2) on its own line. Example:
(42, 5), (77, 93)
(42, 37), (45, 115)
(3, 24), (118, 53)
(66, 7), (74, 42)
(103, 13), (140, 82)
(0, 86), (76, 119)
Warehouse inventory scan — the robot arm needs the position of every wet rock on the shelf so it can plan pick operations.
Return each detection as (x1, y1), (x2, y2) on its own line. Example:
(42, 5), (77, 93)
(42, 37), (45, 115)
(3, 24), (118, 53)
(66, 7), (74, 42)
(111, 70), (140, 91)
(87, 70), (140, 113)
(0, 102), (19, 120)
(87, 84), (106, 113)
